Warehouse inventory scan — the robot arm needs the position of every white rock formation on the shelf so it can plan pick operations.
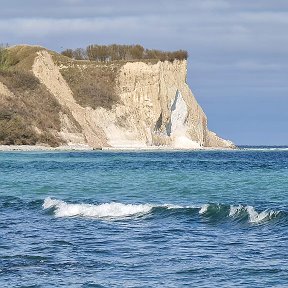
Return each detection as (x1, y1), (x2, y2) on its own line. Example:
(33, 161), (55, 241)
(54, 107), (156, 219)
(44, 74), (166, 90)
(167, 90), (201, 149)
(32, 50), (234, 149)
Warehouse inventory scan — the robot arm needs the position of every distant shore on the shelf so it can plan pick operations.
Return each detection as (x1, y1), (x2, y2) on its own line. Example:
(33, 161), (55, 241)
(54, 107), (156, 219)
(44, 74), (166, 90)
(0, 144), (93, 152)
(0, 144), (236, 152)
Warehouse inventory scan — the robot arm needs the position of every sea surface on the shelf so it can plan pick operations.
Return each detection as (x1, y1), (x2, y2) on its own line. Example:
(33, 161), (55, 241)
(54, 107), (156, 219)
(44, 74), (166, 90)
(0, 148), (288, 287)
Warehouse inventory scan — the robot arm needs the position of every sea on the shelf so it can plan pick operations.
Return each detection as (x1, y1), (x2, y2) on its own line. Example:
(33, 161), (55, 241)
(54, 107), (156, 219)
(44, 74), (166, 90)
(0, 147), (287, 287)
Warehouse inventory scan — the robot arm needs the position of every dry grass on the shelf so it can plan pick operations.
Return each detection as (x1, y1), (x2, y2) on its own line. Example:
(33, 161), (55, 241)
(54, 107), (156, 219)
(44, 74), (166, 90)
(0, 114), (38, 145)
(7, 45), (44, 70)
(0, 46), (88, 146)
(59, 61), (121, 110)
(0, 69), (63, 146)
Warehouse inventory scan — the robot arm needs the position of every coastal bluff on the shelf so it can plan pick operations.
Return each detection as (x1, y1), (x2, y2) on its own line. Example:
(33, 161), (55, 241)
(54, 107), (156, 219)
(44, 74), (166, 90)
(0, 45), (234, 149)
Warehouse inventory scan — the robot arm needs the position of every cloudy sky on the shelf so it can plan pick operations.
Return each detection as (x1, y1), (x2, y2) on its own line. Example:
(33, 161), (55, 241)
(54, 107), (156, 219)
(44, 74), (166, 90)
(1, 0), (287, 145)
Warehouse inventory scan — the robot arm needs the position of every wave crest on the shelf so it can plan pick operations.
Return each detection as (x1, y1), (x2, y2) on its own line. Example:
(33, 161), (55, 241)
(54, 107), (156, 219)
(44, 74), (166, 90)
(229, 205), (280, 224)
(43, 197), (152, 219)
(200, 203), (281, 224)
(43, 198), (285, 224)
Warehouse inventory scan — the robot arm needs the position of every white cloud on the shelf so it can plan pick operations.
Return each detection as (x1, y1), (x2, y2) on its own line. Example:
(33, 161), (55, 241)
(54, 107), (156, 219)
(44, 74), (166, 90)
(0, 17), (139, 36)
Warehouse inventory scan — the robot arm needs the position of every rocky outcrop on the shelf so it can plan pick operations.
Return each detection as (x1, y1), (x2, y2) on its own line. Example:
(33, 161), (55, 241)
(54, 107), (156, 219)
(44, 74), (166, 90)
(30, 49), (234, 149)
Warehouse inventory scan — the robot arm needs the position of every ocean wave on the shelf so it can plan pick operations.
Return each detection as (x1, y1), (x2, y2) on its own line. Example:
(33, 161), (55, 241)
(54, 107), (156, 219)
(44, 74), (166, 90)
(241, 147), (288, 151)
(43, 198), (285, 224)
(199, 203), (281, 224)
(229, 205), (280, 224)
(43, 197), (152, 219)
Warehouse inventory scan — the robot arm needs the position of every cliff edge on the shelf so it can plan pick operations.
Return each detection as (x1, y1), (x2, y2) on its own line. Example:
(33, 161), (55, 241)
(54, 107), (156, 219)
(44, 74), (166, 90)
(0, 45), (234, 149)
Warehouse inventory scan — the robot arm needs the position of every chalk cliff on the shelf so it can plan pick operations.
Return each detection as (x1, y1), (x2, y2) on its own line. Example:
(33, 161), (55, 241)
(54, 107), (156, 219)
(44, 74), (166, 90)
(0, 46), (234, 149)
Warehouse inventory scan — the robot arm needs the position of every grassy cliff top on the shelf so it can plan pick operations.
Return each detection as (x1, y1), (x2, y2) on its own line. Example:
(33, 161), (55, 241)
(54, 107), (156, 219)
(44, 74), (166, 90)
(5, 45), (45, 70)
(1, 44), (188, 73)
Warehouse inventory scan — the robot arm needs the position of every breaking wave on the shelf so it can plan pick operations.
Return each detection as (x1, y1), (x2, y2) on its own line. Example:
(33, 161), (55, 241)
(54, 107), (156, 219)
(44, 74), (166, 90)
(43, 197), (152, 219)
(43, 197), (286, 224)
(241, 147), (288, 151)
(199, 203), (282, 224)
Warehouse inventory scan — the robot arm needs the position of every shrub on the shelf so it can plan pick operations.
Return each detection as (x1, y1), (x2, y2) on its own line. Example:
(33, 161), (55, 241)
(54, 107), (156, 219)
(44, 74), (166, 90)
(0, 44), (19, 70)
(38, 132), (61, 147)
(61, 44), (188, 63)
(61, 49), (73, 58)
(0, 114), (38, 145)
(0, 70), (63, 146)
(0, 70), (39, 90)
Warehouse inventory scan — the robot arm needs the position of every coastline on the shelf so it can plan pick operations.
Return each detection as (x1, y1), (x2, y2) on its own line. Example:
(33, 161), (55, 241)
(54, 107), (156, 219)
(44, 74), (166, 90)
(0, 144), (236, 152)
(0, 144), (93, 152)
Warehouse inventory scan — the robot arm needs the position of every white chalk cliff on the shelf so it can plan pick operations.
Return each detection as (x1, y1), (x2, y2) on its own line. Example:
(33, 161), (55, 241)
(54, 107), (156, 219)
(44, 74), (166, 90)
(31, 50), (233, 149)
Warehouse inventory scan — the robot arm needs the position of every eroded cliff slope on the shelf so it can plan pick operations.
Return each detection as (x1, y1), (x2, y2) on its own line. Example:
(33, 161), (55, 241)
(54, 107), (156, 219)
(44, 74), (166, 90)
(0, 45), (234, 149)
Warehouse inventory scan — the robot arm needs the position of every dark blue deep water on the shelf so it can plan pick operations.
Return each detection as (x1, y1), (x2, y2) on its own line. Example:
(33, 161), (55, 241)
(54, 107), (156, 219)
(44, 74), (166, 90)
(0, 148), (288, 287)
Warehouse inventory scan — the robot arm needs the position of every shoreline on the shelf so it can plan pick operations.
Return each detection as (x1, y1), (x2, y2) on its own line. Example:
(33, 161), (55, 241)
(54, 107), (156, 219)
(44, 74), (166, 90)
(1, 144), (287, 153)
(0, 144), (237, 152)
(0, 144), (94, 152)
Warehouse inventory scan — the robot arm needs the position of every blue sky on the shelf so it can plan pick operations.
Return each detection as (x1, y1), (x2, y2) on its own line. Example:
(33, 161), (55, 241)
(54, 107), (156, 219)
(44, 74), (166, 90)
(1, 0), (287, 145)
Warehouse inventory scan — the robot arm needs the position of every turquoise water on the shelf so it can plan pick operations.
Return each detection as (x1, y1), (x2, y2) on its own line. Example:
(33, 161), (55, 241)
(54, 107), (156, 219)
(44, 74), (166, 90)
(0, 149), (288, 287)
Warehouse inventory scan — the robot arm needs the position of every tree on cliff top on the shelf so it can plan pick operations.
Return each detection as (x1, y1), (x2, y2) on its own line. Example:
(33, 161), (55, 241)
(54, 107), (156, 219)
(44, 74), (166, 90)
(61, 44), (188, 62)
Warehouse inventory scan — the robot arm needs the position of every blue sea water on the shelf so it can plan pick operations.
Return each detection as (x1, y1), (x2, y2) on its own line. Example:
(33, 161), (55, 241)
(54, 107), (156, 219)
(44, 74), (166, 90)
(0, 148), (288, 287)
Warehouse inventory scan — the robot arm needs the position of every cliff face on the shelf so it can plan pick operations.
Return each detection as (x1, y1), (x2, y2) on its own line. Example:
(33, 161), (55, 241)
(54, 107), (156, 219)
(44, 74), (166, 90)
(115, 60), (233, 149)
(0, 46), (234, 149)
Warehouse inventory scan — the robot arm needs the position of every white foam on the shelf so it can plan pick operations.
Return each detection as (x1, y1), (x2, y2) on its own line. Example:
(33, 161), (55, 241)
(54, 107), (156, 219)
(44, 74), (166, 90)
(199, 204), (210, 214)
(246, 206), (279, 224)
(229, 205), (280, 224)
(229, 205), (244, 217)
(43, 197), (152, 219)
(242, 147), (288, 151)
(43, 198), (281, 224)
(163, 203), (185, 209)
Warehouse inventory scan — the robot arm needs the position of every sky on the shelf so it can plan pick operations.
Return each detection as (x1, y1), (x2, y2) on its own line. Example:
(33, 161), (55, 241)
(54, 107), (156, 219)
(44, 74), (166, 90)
(0, 0), (287, 145)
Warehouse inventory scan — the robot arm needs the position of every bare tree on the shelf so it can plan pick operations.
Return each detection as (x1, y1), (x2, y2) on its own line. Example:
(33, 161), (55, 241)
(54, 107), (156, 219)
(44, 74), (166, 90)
(61, 44), (188, 62)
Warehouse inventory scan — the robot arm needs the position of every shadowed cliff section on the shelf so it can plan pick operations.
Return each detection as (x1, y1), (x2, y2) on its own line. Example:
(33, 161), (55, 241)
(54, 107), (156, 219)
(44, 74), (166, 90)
(0, 45), (234, 149)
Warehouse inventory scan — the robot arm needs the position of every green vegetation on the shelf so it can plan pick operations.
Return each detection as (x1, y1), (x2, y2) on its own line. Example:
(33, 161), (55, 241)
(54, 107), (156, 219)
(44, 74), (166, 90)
(6, 45), (44, 70)
(0, 45), (19, 70)
(61, 44), (188, 62)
